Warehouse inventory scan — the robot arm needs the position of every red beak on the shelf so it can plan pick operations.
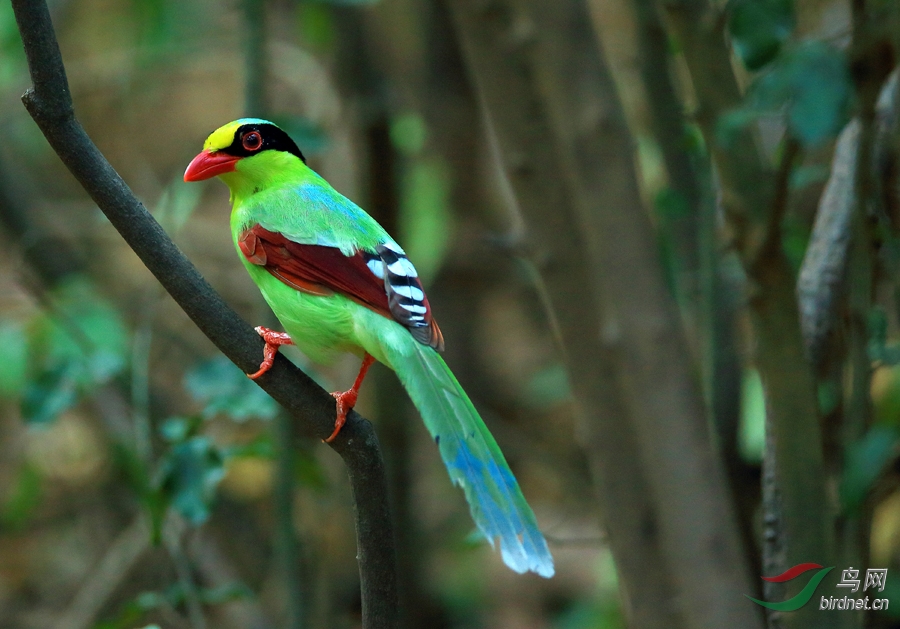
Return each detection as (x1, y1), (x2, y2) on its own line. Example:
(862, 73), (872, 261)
(183, 150), (240, 182)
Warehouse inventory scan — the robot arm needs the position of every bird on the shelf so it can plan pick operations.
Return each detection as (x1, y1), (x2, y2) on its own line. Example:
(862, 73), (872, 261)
(184, 118), (554, 578)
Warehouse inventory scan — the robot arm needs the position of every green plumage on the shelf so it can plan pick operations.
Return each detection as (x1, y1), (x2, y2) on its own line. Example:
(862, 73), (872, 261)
(193, 118), (554, 577)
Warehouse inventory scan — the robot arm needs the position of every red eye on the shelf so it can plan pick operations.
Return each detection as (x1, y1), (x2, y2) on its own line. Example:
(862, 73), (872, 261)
(242, 131), (263, 151)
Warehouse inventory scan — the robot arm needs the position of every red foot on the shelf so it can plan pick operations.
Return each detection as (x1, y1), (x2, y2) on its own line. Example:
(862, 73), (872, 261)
(247, 326), (294, 379)
(324, 353), (375, 443)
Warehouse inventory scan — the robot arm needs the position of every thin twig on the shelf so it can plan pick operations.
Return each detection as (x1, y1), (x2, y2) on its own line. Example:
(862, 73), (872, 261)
(51, 515), (150, 629)
(10, 1), (398, 626)
(165, 519), (207, 629)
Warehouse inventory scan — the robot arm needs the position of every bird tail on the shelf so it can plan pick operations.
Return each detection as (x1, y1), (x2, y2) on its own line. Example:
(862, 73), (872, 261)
(389, 341), (554, 578)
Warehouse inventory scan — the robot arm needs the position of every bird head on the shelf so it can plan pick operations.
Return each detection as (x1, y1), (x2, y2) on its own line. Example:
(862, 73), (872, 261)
(184, 119), (306, 191)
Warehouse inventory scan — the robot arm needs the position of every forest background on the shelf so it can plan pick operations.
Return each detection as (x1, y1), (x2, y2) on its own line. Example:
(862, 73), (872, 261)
(0, 0), (898, 628)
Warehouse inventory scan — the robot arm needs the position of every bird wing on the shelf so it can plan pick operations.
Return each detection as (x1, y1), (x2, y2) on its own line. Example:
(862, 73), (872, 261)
(239, 224), (444, 351)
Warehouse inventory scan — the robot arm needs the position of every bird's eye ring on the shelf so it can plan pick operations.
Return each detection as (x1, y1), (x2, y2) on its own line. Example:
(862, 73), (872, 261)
(242, 131), (263, 152)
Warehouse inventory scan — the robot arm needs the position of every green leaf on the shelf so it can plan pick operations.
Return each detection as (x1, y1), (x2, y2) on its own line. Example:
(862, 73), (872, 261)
(18, 279), (130, 425)
(781, 212), (810, 273)
(869, 306), (890, 362)
(298, 3), (335, 50)
(0, 2), (27, 92)
(789, 164), (829, 190)
(309, 0), (380, 5)
(875, 368), (900, 425)
(727, 0), (795, 70)
(739, 368), (766, 462)
(720, 42), (851, 148)
(159, 416), (199, 443)
(198, 582), (253, 604)
(1, 463), (41, 529)
(36, 278), (129, 385)
(784, 44), (851, 146)
(817, 380), (840, 416)
(399, 158), (451, 285)
(524, 363), (572, 410)
(20, 360), (80, 424)
(160, 436), (226, 525)
(184, 356), (278, 421)
(654, 188), (691, 220)
(0, 320), (28, 397)
(223, 434), (275, 459)
(841, 425), (899, 513)
(391, 113), (427, 155)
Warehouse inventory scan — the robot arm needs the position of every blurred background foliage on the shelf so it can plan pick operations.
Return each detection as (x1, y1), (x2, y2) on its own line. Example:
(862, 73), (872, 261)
(0, 0), (899, 627)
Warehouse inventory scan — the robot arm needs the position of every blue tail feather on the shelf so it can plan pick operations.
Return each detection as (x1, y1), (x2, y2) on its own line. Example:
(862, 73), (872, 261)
(391, 342), (554, 578)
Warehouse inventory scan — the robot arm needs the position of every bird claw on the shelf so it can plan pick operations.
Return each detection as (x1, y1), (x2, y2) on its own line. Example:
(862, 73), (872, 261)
(325, 389), (357, 443)
(247, 326), (294, 379)
(323, 354), (375, 443)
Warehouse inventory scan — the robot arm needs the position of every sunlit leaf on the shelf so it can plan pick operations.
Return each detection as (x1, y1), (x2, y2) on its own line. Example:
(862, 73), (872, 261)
(184, 356), (278, 421)
(391, 113), (427, 155)
(739, 368), (766, 462)
(399, 158), (451, 285)
(727, 0), (795, 70)
(298, 3), (335, 50)
(873, 366), (900, 425)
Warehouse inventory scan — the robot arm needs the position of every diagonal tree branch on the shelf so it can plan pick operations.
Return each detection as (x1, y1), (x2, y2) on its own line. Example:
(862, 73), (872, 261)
(10, 1), (398, 627)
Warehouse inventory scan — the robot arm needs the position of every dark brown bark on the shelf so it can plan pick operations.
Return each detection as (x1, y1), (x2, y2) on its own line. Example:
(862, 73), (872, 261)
(662, 4), (836, 628)
(446, 0), (761, 627)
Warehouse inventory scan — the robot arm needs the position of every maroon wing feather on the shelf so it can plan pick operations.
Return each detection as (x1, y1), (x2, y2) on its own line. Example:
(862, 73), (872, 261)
(239, 225), (443, 351)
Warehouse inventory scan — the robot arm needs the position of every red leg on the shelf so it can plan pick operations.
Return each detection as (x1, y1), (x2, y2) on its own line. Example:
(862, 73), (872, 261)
(325, 353), (376, 443)
(247, 326), (294, 379)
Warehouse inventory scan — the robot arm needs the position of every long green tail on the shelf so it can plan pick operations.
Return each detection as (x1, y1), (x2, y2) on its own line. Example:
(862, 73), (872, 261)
(390, 342), (554, 577)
